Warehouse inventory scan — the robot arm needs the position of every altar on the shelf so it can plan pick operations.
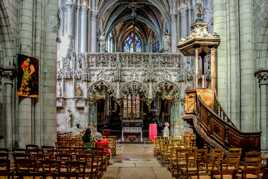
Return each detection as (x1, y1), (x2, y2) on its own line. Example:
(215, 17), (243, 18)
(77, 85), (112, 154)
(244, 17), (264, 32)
(121, 120), (143, 142)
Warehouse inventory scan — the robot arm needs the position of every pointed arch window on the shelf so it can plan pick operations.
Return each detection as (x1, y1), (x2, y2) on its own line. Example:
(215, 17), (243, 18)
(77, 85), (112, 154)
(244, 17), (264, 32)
(123, 32), (142, 52)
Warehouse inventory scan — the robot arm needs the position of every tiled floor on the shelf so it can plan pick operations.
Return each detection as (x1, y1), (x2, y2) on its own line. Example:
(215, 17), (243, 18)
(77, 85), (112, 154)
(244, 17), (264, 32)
(101, 144), (173, 179)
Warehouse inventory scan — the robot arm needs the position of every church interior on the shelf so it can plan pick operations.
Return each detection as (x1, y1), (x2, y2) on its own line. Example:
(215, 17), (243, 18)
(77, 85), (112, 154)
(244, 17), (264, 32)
(0, 0), (268, 178)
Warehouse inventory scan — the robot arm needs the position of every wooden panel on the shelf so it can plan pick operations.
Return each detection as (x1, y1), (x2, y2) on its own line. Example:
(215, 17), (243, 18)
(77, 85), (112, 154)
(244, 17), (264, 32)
(184, 89), (261, 153)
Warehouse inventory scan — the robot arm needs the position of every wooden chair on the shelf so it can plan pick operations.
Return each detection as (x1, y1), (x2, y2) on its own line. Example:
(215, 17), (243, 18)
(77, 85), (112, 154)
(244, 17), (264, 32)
(55, 153), (72, 161)
(0, 148), (9, 160)
(209, 148), (224, 179)
(0, 153), (9, 160)
(171, 147), (187, 178)
(13, 152), (30, 160)
(26, 144), (39, 150)
(221, 148), (241, 178)
(28, 149), (44, 161)
(42, 146), (55, 160)
(154, 137), (161, 157)
(107, 136), (117, 156)
(241, 151), (262, 179)
(89, 149), (106, 178)
(77, 154), (99, 179)
(65, 161), (86, 179)
(262, 168), (268, 179)
(13, 148), (26, 154)
(14, 159), (37, 179)
(41, 160), (60, 179)
(26, 144), (39, 155)
(0, 159), (10, 179)
(91, 148), (107, 174)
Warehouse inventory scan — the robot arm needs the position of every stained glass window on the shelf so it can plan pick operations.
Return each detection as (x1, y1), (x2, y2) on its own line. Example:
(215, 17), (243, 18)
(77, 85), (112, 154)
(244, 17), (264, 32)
(123, 32), (142, 52)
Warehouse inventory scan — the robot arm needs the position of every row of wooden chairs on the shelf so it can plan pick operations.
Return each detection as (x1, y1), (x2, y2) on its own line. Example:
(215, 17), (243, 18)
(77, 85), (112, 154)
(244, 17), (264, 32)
(56, 133), (117, 156)
(154, 137), (267, 179)
(0, 145), (110, 179)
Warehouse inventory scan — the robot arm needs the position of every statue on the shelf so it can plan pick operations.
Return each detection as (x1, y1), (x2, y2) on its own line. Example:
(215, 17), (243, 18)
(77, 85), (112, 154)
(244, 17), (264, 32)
(99, 34), (106, 52)
(195, 1), (204, 22)
(75, 84), (83, 97)
(163, 32), (171, 52)
(66, 109), (74, 128)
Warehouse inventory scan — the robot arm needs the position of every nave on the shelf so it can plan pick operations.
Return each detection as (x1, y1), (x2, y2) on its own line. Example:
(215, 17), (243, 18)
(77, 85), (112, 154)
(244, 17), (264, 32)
(102, 144), (172, 179)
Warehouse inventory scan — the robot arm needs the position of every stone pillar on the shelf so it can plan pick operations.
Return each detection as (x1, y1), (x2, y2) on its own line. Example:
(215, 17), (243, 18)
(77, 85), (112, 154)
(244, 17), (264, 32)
(195, 48), (199, 88)
(65, 1), (74, 37)
(80, 4), (88, 53)
(87, 6), (91, 52)
(91, 10), (97, 52)
(171, 14), (177, 53)
(255, 71), (268, 151)
(211, 47), (217, 92)
(89, 101), (97, 128)
(176, 10), (181, 42)
(18, 99), (32, 148)
(3, 78), (14, 149)
(75, 3), (80, 53)
(180, 8), (187, 38)
(260, 84), (267, 151)
(187, 2), (192, 33)
(239, 0), (256, 132)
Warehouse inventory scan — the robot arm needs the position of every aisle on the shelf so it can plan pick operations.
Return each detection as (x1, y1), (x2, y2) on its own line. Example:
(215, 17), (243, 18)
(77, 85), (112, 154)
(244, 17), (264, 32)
(102, 144), (173, 179)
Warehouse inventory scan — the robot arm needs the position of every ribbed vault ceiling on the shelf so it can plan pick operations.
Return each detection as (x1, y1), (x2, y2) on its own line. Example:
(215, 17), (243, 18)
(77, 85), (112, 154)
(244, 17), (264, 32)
(96, 0), (172, 51)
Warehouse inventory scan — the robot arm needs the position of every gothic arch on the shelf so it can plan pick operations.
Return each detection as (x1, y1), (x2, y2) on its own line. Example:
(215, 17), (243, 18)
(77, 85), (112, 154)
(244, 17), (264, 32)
(154, 80), (180, 100)
(88, 80), (114, 100)
(97, 0), (170, 24)
(0, 1), (12, 64)
(120, 80), (148, 97)
(255, 0), (268, 69)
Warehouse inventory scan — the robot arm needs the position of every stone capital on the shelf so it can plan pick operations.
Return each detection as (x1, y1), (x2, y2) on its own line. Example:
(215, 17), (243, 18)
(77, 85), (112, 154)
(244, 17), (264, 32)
(255, 69), (268, 84)
(91, 10), (98, 17)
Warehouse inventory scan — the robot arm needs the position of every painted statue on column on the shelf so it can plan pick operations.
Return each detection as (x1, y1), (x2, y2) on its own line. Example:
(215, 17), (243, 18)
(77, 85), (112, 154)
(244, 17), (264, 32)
(17, 54), (39, 98)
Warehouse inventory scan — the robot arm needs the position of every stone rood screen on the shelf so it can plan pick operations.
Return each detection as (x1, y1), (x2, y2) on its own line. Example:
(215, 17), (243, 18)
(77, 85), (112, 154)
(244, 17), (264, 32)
(56, 52), (194, 133)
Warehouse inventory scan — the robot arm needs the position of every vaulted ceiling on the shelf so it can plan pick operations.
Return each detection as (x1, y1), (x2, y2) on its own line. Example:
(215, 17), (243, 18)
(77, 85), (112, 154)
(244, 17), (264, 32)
(96, 0), (173, 51)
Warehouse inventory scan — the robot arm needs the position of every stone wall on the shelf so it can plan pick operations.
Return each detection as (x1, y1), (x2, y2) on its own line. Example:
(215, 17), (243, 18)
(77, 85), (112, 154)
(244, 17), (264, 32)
(213, 0), (268, 151)
(0, 0), (58, 149)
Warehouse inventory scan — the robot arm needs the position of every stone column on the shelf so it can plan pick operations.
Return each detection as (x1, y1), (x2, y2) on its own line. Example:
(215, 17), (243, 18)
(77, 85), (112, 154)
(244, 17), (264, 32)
(171, 14), (177, 53)
(176, 10), (181, 42)
(188, 2), (192, 33)
(255, 71), (268, 151)
(87, 6), (91, 52)
(65, 1), (74, 37)
(195, 48), (199, 88)
(3, 78), (14, 149)
(89, 101), (97, 128)
(211, 47), (217, 92)
(18, 98), (32, 148)
(239, 0), (256, 132)
(180, 8), (187, 37)
(91, 10), (97, 52)
(75, 3), (80, 53)
(260, 84), (267, 151)
(80, 4), (88, 53)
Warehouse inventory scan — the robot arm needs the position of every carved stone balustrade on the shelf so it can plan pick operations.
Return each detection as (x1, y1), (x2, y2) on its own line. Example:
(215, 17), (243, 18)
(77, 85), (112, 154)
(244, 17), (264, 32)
(57, 52), (188, 82)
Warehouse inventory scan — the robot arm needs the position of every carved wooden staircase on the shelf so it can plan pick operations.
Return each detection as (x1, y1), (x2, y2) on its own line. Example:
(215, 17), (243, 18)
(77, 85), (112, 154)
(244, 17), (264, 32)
(183, 89), (261, 153)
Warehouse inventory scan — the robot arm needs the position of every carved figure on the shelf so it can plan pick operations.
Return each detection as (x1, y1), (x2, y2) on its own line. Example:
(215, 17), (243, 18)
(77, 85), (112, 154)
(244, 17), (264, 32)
(196, 1), (204, 21)
(66, 109), (74, 128)
(163, 33), (171, 52)
(75, 84), (83, 97)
